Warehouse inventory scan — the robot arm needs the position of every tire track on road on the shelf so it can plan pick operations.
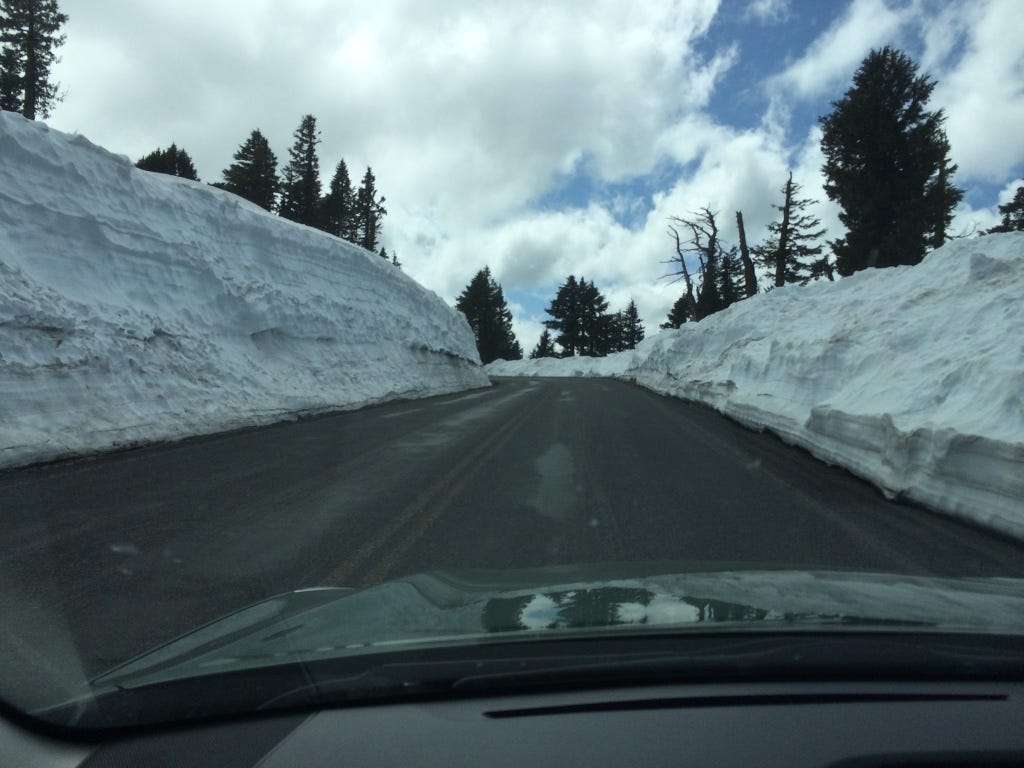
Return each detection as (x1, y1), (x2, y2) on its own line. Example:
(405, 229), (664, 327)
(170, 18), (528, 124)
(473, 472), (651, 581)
(320, 383), (552, 587)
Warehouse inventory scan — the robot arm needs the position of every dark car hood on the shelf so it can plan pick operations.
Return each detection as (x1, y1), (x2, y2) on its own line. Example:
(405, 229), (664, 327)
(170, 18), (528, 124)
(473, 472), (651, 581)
(92, 563), (1024, 692)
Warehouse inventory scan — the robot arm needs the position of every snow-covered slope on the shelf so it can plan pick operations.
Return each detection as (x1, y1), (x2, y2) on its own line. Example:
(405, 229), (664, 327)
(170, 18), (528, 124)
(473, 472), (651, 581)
(486, 353), (639, 378)
(487, 234), (1024, 539)
(0, 111), (488, 469)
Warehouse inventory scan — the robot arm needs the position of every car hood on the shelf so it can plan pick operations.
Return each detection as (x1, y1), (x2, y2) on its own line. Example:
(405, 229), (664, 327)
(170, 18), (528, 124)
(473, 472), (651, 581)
(93, 563), (1024, 690)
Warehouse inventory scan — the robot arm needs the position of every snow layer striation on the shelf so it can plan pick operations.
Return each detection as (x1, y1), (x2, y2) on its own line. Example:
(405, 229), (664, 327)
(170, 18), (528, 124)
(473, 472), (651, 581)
(0, 111), (488, 468)
(486, 234), (1024, 539)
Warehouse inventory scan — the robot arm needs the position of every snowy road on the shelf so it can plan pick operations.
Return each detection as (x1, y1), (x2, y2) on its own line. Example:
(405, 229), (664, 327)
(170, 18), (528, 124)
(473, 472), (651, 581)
(2, 377), (1021, 677)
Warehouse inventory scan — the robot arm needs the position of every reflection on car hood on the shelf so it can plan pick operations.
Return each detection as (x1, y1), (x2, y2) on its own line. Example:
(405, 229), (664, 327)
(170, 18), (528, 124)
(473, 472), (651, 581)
(94, 563), (1024, 689)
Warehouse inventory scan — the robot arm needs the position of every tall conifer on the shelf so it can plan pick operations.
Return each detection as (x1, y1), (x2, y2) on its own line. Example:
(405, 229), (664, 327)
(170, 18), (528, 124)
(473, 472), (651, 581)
(456, 267), (522, 364)
(354, 166), (387, 252)
(820, 46), (962, 274)
(220, 129), (278, 211)
(0, 0), (67, 119)
(278, 115), (322, 226)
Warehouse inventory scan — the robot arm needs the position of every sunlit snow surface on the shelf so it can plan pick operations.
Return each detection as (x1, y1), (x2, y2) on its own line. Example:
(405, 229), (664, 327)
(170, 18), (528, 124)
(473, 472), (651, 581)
(0, 111), (487, 468)
(487, 234), (1024, 539)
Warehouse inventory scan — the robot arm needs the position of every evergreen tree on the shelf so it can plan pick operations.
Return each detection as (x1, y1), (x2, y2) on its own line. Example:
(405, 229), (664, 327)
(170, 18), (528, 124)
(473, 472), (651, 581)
(620, 299), (645, 349)
(320, 158), (356, 239)
(219, 128), (278, 211)
(530, 329), (556, 359)
(455, 267), (522, 364)
(577, 278), (610, 356)
(0, 44), (21, 111)
(278, 114), (322, 226)
(820, 46), (963, 275)
(717, 248), (742, 309)
(755, 173), (826, 287)
(0, 0), (67, 120)
(602, 311), (626, 356)
(924, 150), (962, 249)
(987, 184), (1024, 234)
(544, 275), (582, 356)
(354, 166), (387, 252)
(136, 143), (199, 180)
(660, 292), (694, 329)
(544, 276), (617, 356)
(694, 247), (723, 320)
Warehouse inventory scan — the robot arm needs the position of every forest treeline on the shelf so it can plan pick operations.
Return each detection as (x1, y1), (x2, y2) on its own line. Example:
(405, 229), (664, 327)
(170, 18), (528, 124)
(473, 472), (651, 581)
(0, 2), (396, 263)
(4, 4), (1023, 366)
(135, 117), (393, 265)
(459, 45), (1022, 364)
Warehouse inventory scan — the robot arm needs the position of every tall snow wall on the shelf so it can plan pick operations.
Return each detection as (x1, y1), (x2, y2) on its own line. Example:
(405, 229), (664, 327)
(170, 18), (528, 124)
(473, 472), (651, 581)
(627, 233), (1024, 540)
(0, 111), (488, 469)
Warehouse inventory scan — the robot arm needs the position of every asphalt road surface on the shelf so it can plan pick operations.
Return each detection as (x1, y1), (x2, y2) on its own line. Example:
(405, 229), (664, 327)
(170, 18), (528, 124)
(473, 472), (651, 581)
(2, 377), (1022, 677)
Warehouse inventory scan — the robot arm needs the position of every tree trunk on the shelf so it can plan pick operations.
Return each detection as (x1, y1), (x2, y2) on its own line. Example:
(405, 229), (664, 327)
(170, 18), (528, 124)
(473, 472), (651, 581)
(735, 211), (758, 297)
(774, 173), (794, 287)
(23, 13), (38, 119)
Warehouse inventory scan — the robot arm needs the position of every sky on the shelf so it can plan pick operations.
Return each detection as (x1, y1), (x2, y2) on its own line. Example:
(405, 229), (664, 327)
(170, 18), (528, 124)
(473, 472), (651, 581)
(46, 0), (1024, 349)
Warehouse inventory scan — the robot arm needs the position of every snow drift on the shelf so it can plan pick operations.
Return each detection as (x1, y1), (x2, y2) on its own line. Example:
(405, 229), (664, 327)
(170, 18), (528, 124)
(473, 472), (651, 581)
(0, 111), (488, 469)
(485, 353), (639, 378)
(487, 234), (1024, 539)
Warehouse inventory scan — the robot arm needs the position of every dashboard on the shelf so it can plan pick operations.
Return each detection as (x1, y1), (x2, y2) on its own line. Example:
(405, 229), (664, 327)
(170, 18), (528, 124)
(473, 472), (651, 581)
(5, 679), (1023, 767)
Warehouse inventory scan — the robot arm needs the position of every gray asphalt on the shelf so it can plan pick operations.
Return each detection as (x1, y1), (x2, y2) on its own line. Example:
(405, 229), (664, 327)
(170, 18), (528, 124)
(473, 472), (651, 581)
(1, 377), (1021, 677)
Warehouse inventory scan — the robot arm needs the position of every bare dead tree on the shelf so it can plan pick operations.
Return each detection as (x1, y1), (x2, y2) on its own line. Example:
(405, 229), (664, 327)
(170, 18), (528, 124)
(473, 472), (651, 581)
(661, 207), (725, 320)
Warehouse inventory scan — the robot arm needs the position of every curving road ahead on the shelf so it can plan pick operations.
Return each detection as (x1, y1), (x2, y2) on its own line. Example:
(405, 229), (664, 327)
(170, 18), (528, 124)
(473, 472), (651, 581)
(2, 377), (1021, 676)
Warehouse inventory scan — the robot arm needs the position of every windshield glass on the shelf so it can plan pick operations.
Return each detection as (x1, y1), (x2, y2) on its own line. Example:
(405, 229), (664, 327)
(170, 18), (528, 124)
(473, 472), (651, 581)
(1, 0), (1022, 731)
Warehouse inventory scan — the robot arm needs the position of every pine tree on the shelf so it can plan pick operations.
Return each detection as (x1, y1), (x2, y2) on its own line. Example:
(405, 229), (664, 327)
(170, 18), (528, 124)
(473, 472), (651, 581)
(717, 248), (742, 309)
(136, 143), (199, 181)
(755, 173), (826, 287)
(820, 46), (963, 275)
(530, 329), (556, 359)
(695, 248), (723, 320)
(278, 114), (322, 226)
(577, 278), (610, 356)
(544, 276), (617, 356)
(924, 150), (963, 249)
(602, 311), (625, 354)
(354, 166), (387, 252)
(0, 0), (67, 120)
(987, 184), (1024, 234)
(660, 293), (694, 329)
(544, 275), (582, 356)
(620, 299), (645, 349)
(320, 158), (356, 239)
(455, 267), (522, 364)
(0, 44), (21, 111)
(219, 129), (278, 211)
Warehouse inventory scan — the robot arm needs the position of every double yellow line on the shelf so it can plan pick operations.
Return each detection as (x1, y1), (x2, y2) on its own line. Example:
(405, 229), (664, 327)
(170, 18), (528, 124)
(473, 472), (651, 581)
(324, 385), (550, 588)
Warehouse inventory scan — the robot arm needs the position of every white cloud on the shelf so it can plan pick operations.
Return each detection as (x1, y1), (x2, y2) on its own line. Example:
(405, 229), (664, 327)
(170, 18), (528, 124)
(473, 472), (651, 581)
(928, 0), (1024, 181)
(743, 0), (790, 25)
(768, 0), (908, 102)
(38, 0), (1023, 345)
(951, 177), (1024, 237)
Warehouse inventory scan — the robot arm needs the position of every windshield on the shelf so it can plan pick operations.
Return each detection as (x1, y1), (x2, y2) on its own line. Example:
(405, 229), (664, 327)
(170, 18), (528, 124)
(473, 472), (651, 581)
(1, 0), (1022, 731)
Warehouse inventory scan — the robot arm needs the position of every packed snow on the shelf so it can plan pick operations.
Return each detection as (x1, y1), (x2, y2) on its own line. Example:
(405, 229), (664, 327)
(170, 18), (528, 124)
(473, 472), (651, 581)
(487, 234), (1024, 539)
(0, 111), (488, 468)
